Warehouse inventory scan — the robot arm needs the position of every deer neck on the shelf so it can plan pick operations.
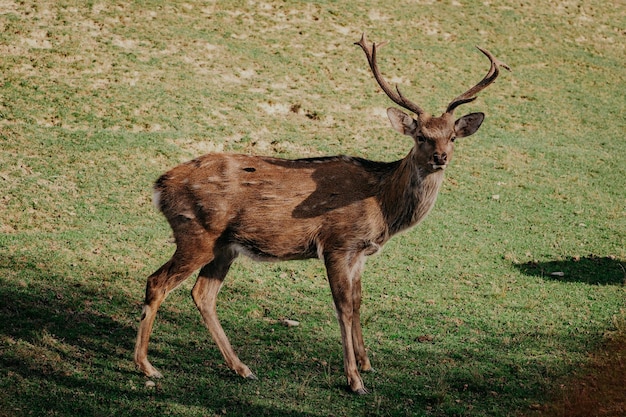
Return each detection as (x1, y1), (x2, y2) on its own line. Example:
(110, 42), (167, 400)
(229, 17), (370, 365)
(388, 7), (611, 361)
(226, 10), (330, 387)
(380, 150), (445, 236)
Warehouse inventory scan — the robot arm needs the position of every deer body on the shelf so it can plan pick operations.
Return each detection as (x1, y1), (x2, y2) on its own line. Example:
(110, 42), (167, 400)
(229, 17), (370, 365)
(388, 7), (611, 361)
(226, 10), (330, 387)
(134, 34), (509, 394)
(154, 153), (444, 261)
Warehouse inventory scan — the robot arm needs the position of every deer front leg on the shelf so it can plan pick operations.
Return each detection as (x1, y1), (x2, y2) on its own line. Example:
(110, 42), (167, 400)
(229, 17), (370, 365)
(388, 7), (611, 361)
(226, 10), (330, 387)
(191, 251), (256, 380)
(325, 252), (367, 394)
(351, 273), (373, 372)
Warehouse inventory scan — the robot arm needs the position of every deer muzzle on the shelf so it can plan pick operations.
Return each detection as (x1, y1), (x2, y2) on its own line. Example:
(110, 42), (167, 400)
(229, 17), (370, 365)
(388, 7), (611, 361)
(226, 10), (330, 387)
(431, 153), (448, 170)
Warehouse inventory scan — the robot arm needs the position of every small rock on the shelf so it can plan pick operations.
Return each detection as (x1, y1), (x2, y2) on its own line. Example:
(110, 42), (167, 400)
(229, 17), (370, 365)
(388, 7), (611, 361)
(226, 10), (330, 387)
(281, 319), (300, 327)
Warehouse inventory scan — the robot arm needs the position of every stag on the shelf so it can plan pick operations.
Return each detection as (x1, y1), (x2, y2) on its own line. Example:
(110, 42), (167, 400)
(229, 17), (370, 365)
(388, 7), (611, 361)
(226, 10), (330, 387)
(134, 33), (510, 394)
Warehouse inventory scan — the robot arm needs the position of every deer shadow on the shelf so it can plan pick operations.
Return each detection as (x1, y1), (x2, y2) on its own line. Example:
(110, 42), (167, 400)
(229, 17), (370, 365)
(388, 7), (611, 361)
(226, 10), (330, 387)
(514, 254), (625, 285)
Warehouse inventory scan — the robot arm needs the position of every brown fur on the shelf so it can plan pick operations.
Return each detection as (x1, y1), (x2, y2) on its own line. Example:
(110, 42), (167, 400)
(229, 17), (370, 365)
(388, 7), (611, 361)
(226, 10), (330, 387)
(134, 35), (507, 394)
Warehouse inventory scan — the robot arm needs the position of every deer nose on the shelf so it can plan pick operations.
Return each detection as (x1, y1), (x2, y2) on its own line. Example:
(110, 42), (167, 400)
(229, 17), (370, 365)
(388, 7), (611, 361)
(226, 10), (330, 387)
(433, 152), (447, 165)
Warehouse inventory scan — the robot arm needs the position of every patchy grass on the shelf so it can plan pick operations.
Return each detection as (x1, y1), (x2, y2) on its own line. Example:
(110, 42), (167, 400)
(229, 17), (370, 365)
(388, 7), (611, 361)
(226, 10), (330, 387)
(1, 1), (625, 416)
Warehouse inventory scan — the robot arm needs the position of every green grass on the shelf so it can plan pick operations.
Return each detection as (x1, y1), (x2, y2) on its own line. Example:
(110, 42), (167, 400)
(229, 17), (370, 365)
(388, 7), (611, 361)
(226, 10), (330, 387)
(1, 1), (624, 416)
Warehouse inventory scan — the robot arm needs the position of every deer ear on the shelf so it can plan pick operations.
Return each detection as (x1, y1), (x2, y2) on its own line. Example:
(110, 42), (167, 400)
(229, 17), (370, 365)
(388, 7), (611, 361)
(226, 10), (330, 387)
(454, 112), (485, 138)
(387, 107), (418, 137)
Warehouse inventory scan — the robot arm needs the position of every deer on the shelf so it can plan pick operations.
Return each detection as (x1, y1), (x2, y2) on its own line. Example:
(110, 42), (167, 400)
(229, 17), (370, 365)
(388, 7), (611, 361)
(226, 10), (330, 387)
(134, 33), (510, 394)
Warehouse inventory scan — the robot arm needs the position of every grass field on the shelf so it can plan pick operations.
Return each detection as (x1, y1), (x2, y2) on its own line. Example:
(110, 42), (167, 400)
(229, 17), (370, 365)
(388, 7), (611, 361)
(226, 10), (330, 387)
(1, 1), (624, 416)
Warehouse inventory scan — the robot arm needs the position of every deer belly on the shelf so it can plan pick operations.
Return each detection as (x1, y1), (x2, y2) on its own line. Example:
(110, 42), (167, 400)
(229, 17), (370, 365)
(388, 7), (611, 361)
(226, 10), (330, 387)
(230, 239), (318, 262)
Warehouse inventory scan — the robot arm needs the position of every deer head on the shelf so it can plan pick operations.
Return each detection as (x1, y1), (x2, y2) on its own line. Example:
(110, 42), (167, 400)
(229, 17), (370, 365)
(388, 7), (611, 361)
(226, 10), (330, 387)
(355, 33), (511, 172)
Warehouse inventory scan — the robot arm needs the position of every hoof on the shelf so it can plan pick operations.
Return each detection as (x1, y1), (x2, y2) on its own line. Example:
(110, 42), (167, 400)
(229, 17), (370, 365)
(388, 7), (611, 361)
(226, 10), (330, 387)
(150, 370), (164, 379)
(245, 373), (258, 380)
(354, 387), (369, 395)
(362, 367), (376, 373)
(138, 362), (163, 379)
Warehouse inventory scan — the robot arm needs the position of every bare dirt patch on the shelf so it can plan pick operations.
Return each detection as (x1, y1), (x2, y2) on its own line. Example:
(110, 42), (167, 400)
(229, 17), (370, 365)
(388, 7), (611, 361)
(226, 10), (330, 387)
(531, 334), (626, 417)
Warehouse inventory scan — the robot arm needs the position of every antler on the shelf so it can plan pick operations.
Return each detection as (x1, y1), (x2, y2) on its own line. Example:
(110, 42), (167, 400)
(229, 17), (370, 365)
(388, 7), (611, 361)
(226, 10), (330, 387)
(355, 33), (426, 117)
(446, 46), (511, 114)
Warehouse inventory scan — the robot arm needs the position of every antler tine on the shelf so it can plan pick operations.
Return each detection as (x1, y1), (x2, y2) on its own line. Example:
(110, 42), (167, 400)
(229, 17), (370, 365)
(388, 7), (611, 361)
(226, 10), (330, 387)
(355, 33), (425, 117)
(446, 46), (511, 114)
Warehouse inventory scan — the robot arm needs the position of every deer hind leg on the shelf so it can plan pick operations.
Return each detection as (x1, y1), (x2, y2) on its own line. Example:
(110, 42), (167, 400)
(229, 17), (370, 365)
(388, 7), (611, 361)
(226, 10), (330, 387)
(134, 237), (214, 378)
(191, 247), (256, 379)
(325, 251), (368, 394)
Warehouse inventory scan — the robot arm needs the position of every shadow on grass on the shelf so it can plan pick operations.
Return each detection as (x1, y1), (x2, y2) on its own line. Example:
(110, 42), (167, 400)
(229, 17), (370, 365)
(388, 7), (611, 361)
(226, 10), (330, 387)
(2, 251), (623, 416)
(514, 254), (625, 285)
(0, 254), (321, 417)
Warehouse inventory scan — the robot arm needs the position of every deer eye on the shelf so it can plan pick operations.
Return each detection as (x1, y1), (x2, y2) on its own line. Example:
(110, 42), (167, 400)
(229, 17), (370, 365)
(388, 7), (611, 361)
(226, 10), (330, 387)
(450, 137), (457, 143)
(416, 136), (426, 144)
